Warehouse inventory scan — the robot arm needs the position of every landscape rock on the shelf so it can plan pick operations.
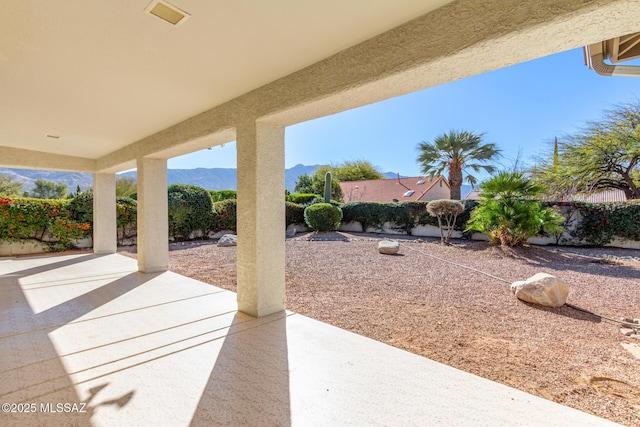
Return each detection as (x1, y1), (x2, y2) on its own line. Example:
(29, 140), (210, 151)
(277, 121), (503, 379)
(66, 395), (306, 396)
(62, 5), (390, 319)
(217, 234), (237, 247)
(620, 328), (636, 336)
(510, 273), (569, 308)
(378, 240), (399, 255)
(286, 225), (296, 237)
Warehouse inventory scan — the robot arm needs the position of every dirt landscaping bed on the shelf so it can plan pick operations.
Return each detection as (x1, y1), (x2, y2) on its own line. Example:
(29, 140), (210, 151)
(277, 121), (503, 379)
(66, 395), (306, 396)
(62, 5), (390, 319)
(120, 233), (640, 425)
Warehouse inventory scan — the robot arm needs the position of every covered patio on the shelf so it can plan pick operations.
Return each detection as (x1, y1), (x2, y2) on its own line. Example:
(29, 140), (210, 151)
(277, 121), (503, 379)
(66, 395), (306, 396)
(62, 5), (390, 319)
(2, 0), (640, 424)
(0, 253), (619, 425)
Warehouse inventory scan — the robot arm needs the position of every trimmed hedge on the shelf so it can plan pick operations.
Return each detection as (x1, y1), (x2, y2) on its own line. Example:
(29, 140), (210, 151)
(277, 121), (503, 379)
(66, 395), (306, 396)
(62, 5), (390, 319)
(286, 202), (305, 226)
(551, 200), (640, 246)
(67, 191), (138, 242)
(341, 200), (477, 235)
(286, 193), (320, 204)
(168, 184), (212, 239)
(67, 190), (94, 226)
(304, 203), (343, 232)
(211, 199), (237, 232)
(209, 200), (307, 233)
(209, 190), (237, 202)
(5, 191), (638, 248)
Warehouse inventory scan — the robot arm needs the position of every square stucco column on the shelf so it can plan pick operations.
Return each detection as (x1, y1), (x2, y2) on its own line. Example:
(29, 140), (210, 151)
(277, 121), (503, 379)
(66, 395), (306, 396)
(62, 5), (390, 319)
(137, 158), (168, 273)
(93, 173), (117, 254)
(236, 121), (286, 317)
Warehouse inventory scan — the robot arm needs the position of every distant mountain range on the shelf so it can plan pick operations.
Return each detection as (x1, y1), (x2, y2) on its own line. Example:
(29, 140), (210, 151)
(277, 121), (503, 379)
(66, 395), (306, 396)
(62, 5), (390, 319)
(1, 165), (403, 194)
(0, 168), (94, 194)
(118, 164), (325, 192)
(0, 166), (475, 197)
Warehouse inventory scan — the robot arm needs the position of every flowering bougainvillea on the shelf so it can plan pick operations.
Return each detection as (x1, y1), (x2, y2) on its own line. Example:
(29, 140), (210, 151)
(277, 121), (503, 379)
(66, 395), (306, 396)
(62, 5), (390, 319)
(0, 197), (90, 250)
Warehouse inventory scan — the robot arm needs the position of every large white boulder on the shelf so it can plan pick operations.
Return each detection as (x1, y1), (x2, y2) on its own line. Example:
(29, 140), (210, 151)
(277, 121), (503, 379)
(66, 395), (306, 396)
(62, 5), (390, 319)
(378, 240), (399, 255)
(510, 273), (569, 308)
(217, 234), (237, 247)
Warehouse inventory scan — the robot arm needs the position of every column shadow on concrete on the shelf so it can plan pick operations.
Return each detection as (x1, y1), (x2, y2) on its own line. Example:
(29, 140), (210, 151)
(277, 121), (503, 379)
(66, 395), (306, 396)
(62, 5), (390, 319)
(190, 312), (291, 427)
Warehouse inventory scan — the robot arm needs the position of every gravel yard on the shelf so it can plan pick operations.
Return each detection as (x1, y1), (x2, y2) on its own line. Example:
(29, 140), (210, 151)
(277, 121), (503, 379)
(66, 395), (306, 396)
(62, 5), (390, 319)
(120, 233), (640, 426)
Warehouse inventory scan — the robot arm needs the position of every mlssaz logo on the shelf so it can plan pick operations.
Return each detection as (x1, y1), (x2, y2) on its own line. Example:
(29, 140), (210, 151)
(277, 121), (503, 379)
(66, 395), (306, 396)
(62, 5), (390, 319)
(39, 403), (87, 413)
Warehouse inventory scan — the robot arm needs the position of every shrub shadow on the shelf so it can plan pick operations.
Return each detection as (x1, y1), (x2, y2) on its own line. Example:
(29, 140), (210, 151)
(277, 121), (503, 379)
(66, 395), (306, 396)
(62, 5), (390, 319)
(460, 241), (640, 280)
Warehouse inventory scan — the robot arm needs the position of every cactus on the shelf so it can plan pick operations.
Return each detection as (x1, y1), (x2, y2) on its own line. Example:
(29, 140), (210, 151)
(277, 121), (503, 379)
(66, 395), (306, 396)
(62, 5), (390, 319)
(324, 172), (332, 203)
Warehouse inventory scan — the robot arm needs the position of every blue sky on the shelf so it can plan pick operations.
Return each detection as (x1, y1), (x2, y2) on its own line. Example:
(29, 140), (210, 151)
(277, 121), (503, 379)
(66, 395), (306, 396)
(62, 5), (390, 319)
(168, 47), (640, 180)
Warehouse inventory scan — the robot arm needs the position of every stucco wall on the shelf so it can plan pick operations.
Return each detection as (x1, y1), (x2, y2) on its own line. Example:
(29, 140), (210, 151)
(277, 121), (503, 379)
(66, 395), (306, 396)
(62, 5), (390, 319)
(338, 221), (638, 249)
(0, 238), (92, 256)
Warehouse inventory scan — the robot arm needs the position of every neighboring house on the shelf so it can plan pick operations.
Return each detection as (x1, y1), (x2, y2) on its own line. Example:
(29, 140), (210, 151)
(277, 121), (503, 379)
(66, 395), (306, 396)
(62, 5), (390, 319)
(340, 176), (450, 203)
(570, 190), (627, 203)
(464, 189), (628, 202)
(464, 190), (481, 201)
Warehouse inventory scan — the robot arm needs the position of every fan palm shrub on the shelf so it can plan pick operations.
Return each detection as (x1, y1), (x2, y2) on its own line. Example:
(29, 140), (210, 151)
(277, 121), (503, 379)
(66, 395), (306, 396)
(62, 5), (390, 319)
(465, 171), (563, 246)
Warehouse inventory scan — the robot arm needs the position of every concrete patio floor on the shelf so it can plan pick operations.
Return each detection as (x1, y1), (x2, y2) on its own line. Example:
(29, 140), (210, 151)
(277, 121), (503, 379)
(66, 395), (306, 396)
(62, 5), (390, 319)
(0, 253), (619, 426)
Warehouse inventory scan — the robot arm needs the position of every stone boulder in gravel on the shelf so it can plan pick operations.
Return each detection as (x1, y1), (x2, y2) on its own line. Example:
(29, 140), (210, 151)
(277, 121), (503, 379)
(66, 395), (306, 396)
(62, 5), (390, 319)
(378, 240), (399, 255)
(510, 273), (569, 308)
(217, 234), (237, 247)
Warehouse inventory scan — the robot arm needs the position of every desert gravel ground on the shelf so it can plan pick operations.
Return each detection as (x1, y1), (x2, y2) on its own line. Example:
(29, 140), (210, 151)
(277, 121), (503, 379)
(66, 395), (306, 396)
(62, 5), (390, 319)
(120, 233), (640, 426)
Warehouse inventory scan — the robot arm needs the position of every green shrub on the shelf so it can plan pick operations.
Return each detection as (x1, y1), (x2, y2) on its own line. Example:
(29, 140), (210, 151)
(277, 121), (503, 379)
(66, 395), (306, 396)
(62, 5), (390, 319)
(167, 184), (213, 239)
(209, 190), (237, 202)
(67, 191), (138, 243)
(306, 196), (343, 208)
(340, 200), (477, 235)
(294, 174), (343, 201)
(341, 202), (385, 231)
(341, 201), (427, 234)
(67, 190), (94, 226)
(286, 202), (305, 226)
(210, 200), (305, 231)
(386, 201), (429, 234)
(552, 200), (640, 246)
(115, 197), (137, 242)
(466, 172), (563, 246)
(286, 193), (320, 204)
(304, 203), (343, 232)
(455, 200), (478, 233)
(211, 199), (237, 232)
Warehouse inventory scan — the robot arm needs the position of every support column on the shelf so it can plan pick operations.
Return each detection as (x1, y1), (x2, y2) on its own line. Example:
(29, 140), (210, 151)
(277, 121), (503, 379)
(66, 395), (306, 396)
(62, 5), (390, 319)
(236, 121), (286, 317)
(137, 158), (168, 273)
(93, 173), (117, 254)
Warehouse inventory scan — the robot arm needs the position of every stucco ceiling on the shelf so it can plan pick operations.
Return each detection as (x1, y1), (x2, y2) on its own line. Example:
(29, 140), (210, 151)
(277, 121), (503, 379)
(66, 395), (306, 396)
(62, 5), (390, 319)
(0, 0), (452, 161)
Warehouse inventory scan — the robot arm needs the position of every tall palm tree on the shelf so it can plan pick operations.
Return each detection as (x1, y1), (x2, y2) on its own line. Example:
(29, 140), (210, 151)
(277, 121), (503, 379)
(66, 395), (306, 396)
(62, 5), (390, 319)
(417, 130), (501, 200)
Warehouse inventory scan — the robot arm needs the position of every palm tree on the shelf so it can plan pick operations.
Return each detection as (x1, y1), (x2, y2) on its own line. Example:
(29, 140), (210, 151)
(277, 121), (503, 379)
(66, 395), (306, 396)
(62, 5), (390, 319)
(417, 130), (501, 200)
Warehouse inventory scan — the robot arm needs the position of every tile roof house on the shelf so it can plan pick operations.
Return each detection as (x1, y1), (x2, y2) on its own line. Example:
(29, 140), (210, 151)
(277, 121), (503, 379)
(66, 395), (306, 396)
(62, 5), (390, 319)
(570, 190), (628, 203)
(463, 190), (481, 201)
(464, 188), (628, 202)
(340, 176), (450, 203)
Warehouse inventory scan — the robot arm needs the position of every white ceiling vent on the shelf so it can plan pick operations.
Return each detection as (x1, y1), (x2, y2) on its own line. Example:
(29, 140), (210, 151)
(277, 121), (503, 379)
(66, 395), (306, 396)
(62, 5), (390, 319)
(145, 0), (190, 27)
